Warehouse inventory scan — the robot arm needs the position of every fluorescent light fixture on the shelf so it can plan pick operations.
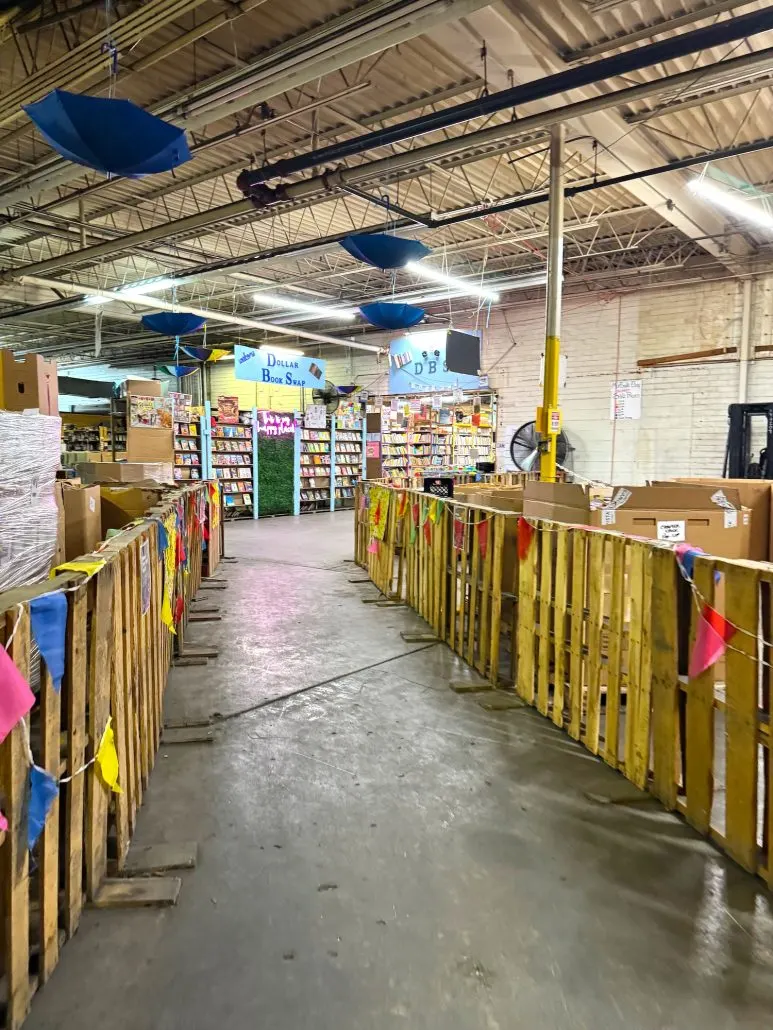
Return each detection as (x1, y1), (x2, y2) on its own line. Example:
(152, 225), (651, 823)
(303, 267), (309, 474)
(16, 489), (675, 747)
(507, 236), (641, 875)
(259, 344), (305, 358)
(253, 292), (355, 321)
(404, 261), (500, 301)
(688, 177), (773, 232)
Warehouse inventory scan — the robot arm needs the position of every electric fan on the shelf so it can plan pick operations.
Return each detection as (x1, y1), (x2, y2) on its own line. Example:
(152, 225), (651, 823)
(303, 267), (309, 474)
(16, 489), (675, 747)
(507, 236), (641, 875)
(509, 420), (572, 472)
(312, 381), (342, 414)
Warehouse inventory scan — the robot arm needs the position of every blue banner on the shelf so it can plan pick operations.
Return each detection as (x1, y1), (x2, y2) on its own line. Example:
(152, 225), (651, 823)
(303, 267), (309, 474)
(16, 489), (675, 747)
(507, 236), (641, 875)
(388, 330), (486, 394)
(235, 345), (326, 389)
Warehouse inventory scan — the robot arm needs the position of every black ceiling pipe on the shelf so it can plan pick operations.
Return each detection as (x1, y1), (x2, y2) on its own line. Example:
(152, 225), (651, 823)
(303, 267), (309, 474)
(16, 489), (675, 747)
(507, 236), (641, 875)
(237, 5), (773, 194)
(430, 135), (773, 230)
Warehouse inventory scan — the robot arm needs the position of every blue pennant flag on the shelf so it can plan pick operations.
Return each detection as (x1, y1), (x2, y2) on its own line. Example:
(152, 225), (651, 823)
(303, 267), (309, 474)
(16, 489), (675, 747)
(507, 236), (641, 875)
(30, 593), (68, 692)
(155, 518), (168, 557)
(28, 765), (59, 850)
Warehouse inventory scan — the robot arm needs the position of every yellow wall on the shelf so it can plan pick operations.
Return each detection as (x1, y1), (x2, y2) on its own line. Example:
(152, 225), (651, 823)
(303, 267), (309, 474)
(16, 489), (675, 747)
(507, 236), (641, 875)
(207, 362), (304, 411)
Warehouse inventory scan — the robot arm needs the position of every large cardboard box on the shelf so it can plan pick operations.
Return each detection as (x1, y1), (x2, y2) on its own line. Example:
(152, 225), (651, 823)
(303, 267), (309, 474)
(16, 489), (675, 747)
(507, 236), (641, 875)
(79, 461), (174, 486)
(127, 426), (174, 463)
(62, 484), (102, 560)
(100, 486), (166, 534)
(0, 351), (59, 415)
(125, 378), (162, 398)
(523, 482), (752, 559)
(653, 478), (770, 563)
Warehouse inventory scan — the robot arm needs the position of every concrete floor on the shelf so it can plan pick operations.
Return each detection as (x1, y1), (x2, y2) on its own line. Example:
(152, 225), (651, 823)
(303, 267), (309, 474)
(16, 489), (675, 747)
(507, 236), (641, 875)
(26, 511), (773, 1029)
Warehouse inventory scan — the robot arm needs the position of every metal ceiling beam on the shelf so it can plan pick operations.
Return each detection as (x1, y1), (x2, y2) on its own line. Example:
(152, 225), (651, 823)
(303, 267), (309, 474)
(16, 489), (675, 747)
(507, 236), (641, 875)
(578, 0), (751, 46)
(20, 276), (384, 353)
(237, 3), (773, 187)
(626, 74), (773, 124)
(0, 0), (492, 209)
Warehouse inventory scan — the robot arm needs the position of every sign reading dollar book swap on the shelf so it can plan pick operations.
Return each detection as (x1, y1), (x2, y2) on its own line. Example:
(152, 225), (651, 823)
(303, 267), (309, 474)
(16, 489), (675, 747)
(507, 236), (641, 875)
(388, 330), (486, 394)
(234, 344), (326, 389)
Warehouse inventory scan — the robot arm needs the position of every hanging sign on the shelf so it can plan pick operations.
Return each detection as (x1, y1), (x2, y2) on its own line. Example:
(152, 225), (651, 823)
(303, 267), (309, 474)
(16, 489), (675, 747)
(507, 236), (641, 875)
(217, 396), (240, 423)
(304, 404), (327, 429)
(234, 344), (326, 389)
(389, 330), (487, 394)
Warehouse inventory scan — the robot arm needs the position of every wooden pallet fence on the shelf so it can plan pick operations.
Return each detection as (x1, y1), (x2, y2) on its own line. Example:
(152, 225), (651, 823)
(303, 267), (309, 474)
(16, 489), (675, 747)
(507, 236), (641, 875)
(354, 483), (773, 886)
(0, 483), (217, 1029)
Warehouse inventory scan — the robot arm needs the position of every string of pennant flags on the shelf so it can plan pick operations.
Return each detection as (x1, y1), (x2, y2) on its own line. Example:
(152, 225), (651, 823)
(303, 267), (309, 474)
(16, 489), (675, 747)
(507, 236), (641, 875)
(0, 486), (217, 845)
(362, 485), (763, 686)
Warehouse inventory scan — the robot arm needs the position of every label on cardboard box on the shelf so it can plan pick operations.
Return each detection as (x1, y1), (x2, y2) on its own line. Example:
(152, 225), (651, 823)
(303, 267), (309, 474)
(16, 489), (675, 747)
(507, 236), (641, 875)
(723, 509), (738, 529)
(601, 508), (616, 526)
(710, 489), (736, 510)
(657, 520), (685, 542)
(88, 496), (96, 513)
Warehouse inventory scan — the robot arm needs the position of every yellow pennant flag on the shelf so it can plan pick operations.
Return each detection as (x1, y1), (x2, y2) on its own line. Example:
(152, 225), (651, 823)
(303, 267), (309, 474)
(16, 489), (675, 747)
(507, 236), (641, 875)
(96, 716), (122, 794)
(161, 591), (176, 634)
(429, 498), (442, 524)
(52, 558), (106, 579)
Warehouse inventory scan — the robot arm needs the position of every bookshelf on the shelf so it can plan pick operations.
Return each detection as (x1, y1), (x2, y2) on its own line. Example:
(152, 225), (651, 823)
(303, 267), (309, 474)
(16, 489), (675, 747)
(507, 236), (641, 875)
(300, 422), (332, 511)
(173, 408), (203, 483)
(211, 410), (255, 517)
(332, 415), (364, 508)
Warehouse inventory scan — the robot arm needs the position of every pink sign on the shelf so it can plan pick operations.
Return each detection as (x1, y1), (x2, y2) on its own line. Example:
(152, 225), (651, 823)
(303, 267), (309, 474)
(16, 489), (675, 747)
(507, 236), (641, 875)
(366, 441), (381, 459)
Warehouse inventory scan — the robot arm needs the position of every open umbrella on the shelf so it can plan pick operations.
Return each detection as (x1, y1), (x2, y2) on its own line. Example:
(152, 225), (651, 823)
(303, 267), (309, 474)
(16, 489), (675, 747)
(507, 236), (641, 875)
(341, 233), (430, 269)
(359, 302), (425, 330)
(181, 345), (229, 362)
(159, 365), (197, 377)
(24, 90), (191, 177)
(141, 313), (206, 336)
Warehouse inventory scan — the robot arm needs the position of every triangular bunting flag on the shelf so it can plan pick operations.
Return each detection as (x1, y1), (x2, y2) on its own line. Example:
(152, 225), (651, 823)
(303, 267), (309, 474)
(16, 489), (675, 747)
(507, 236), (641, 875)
(0, 644), (35, 744)
(410, 503), (419, 544)
(453, 516), (465, 552)
(689, 604), (737, 679)
(517, 516), (535, 561)
(0, 809), (7, 833)
(367, 538), (379, 554)
(28, 765), (59, 849)
(96, 716), (122, 794)
(478, 519), (489, 559)
(397, 491), (408, 519)
(423, 517), (432, 546)
(30, 593), (68, 693)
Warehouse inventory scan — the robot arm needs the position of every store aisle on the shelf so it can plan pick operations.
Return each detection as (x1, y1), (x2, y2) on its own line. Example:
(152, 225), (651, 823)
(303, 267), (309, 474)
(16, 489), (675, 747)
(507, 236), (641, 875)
(26, 512), (772, 1030)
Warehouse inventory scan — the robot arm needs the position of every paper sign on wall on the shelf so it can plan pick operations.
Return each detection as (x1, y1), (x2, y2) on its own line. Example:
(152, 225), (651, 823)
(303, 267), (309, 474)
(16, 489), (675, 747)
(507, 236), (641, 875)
(610, 379), (642, 421)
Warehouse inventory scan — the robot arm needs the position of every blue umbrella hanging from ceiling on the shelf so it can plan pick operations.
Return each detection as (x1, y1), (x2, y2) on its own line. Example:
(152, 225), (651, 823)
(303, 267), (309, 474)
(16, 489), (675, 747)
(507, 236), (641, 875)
(359, 302), (425, 330)
(340, 233), (430, 269)
(141, 313), (206, 336)
(23, 90), (191, 177)
(181, 345), (229, 362)
(159, 365), (198, 377)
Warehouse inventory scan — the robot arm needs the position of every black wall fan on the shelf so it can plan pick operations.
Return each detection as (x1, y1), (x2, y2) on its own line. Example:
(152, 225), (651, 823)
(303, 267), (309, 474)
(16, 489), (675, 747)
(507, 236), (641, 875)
(312, 381), (341, 414)
(509, 420), (571, 472)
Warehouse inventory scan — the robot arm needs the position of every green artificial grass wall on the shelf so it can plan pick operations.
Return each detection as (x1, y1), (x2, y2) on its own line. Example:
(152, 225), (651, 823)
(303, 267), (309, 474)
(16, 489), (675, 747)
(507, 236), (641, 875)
(257, 435), (294, 516)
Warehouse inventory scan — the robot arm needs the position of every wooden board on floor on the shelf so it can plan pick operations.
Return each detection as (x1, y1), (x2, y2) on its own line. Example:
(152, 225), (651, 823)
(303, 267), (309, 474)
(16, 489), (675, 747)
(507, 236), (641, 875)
(91, 877), (182, 908)
(163, 726), (217, 745)
(122, 842), (198, 875)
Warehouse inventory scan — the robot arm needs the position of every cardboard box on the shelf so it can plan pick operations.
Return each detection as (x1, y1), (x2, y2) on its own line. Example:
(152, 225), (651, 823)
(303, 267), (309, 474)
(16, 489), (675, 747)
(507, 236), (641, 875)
(62, 484), (102, 560)
(653, 478), (770, 563)
(79, 461), (174, 486)
(127, 425), (174, 464)
(0, 351), (59, 415)
(100, 486), (167, 534)
(125, 378), (162, 398)
(523, 482), (752, 559)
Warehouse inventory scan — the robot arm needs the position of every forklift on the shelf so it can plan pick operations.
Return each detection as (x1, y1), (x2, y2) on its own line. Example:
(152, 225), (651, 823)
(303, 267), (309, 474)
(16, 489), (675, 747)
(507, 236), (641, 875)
(723, 402), (773, 478)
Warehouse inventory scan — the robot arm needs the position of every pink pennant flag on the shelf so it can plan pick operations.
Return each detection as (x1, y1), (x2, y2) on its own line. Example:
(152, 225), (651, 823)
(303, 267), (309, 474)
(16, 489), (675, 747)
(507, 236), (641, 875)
(453, 517), (465, 552)
(0, 644), (35, 745)
(0, 810), (8, 833)
(367, 538), (379, 554)
(478, 519), (489, 559)
(689, 604), (737, 679)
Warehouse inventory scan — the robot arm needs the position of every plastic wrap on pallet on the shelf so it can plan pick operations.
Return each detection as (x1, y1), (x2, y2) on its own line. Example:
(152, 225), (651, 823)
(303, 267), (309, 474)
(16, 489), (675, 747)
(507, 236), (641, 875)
(0, 410), (61, 591)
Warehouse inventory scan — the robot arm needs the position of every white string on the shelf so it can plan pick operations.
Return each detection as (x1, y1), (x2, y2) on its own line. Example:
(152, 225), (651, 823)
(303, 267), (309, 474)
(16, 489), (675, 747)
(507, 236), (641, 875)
(58, 756), (97, 785)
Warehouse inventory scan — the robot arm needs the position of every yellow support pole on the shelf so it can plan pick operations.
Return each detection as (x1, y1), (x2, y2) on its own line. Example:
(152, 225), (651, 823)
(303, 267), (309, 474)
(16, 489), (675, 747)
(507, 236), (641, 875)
(538, 124), (565, 483)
